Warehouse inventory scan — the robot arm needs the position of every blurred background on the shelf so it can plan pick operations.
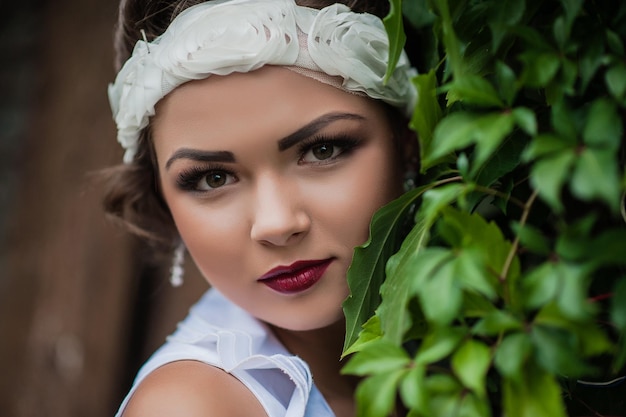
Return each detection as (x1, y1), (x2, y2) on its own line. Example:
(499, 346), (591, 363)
(0, 1), (208, 416)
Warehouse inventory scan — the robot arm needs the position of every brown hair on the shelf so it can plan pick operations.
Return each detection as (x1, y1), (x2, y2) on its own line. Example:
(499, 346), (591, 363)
(104, 0), (396, 252)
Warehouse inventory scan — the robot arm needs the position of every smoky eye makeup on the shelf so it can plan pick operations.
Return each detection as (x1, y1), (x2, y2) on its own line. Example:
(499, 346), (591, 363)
(295, 134), (363, 165)
(175, 164), (237, 192)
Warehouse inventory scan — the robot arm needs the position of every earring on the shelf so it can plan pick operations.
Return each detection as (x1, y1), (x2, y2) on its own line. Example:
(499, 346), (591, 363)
(403, 156), (419, 192)
(170, 242), (185, 287)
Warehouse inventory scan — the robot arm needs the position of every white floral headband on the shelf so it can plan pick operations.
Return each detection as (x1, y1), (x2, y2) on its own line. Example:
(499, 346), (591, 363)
(108, 0), (417, 163)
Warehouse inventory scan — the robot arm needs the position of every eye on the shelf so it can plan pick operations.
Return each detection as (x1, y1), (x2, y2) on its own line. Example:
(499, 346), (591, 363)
(198, 171), (234, 190)
(306, 143), (339, 161)
(298, 136), (361, 165)
(176, 167), (237, 192)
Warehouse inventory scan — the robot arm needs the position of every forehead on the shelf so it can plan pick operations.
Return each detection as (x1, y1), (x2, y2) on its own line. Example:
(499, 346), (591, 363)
(151, 66), (391, 153)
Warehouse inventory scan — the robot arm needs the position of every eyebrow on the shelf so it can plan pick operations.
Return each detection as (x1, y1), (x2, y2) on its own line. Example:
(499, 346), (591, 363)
(165, 112), (365, 169)
(165, 149), (234, 169)
(277, 112), (365, 151)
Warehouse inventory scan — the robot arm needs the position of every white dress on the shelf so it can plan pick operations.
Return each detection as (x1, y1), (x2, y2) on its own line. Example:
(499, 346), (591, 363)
(115, 288), (335, 417)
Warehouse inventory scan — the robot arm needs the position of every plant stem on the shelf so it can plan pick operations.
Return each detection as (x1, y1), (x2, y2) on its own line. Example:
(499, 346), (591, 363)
(499, 189), (539, 283)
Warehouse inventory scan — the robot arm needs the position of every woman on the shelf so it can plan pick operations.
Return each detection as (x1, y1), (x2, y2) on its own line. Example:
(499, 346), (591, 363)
(106, 0), (417, 415)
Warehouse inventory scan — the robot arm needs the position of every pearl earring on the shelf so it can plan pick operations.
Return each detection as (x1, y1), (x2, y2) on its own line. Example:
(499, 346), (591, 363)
(170, 242), (185, 287)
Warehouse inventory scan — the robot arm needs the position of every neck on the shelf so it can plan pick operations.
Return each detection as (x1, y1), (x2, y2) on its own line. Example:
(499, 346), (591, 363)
(269, 319), (359, 417)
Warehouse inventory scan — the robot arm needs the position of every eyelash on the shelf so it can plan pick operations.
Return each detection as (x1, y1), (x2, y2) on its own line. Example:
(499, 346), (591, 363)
(296, 134), (361, 165)
(176, 165), (236, 192)
(175, 134), (362, 192)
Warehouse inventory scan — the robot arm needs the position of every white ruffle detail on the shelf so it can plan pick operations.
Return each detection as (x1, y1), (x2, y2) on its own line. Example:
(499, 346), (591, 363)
(114, 289), (329, 417)
(108, 0), (417, 164)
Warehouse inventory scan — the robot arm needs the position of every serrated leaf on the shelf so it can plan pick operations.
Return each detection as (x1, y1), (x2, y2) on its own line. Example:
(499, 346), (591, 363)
(449, 75), (504, 107)
(470, 112), (516, 177)
(439, 206), (518, 281)
(399, 365), (426, 412)
(503, 365), (567, 417)
(606, 63), (626, 99)
(522, 262), (560, 310)
(521, 133), (573, 162)
(383, 0), (406, 83)
(519, 51), (560, 88)
(551, 100), (580, 142)
(529, 148), (576, 212)
(511, 221), (551, 255)
(531, 324), (591, 375)
(473, 310), (523, 336)
(343, 188), (424, 351)
(570, 148), (621, 212)
(342, 315), (383, 357)
(494, 332), (532, 378)
(425, 112), (477, 164)
(411, 71), (442, 171)
(611, 278), (626, 331)
(512, 107), (537, 136)
(582, 98), (622, 150)
(606, 29), (624, 55)
(451, 339), (492, 397)
(418, 252), (463, 325)
(378, 217), (435, 344)
(342, 338), (410, 376)
(415, 327), (465, 365)
(496, 61), (518, 106)
(488, 0), (525, 51)
(355, 369), (407, 417)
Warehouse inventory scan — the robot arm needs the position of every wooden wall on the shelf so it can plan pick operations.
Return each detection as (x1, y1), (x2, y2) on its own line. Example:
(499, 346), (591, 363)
(0, 1), (208, 416)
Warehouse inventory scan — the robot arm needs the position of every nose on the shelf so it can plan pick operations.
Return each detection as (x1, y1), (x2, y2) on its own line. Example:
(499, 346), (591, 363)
(249, 175), (311, 246)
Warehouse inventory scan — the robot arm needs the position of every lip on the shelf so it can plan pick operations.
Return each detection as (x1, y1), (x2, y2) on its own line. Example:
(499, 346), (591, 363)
(258, 258), (334, 294)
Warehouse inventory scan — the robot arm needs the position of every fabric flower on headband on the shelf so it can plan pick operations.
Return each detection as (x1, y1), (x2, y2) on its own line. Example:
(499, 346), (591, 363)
(108, 0), (417, 163)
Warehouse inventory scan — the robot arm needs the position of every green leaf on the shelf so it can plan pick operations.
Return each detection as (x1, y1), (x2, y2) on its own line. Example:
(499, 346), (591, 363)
(399, 365), (426, 412)
(570, 148), (621, 212)
(519, 51), (561, 88)
(521, 133), (573, 162)
(582, 98), (622, 150)
(470, 112), (516, 177)
(503, 365), (567, 417)
(606, 62), (626, 100)
(512, 107), (537, 136)
(473, 310), (523, 336)
(494, 332), (532, 378)
(342, 338), (410, 376)
(383, 0), (406, 83)
(449, 75), (504, 107)
(415, 327), (465, 365)
(343, 188), (424, 351)
(511, 221), (551, 255)
(551, 100), (580, 142)
(531, 324), (590, 375)
(606, 29), (624, 55)
(579, 36), (605, 92)
(378, 217), (435, 344)
(451, 339), (492, 397)
(611, 278), (626, 332)
(419, 183), (468, 227)
(529, 148), (576, 212)
(342, 315), (383, 357)
(427, 111), (516, 177)
(559, 0), (583, 30)
(425, 111), (476, 165)
(522, 262), (560, 310)
(411, 71), (442, 171)
(355, 369), (407, 417)
(495, 61), (518, 106)
(488, 0), (525, 51)
(417, 251), (463, 325)
(439, 206), (518, 282)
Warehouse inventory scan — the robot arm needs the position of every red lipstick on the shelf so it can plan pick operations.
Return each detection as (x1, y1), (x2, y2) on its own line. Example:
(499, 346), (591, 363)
(258, 259), (333, 294)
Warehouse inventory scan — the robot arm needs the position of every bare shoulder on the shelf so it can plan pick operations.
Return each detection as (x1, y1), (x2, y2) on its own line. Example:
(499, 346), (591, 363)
(122, 360), (268, 417)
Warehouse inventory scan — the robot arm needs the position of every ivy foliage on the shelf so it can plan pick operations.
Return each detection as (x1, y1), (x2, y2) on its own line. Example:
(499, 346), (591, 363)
(342, 0), (626, 416)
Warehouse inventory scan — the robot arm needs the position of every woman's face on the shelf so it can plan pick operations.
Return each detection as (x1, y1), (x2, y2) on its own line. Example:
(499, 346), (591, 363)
(152, 66), (404, 331)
